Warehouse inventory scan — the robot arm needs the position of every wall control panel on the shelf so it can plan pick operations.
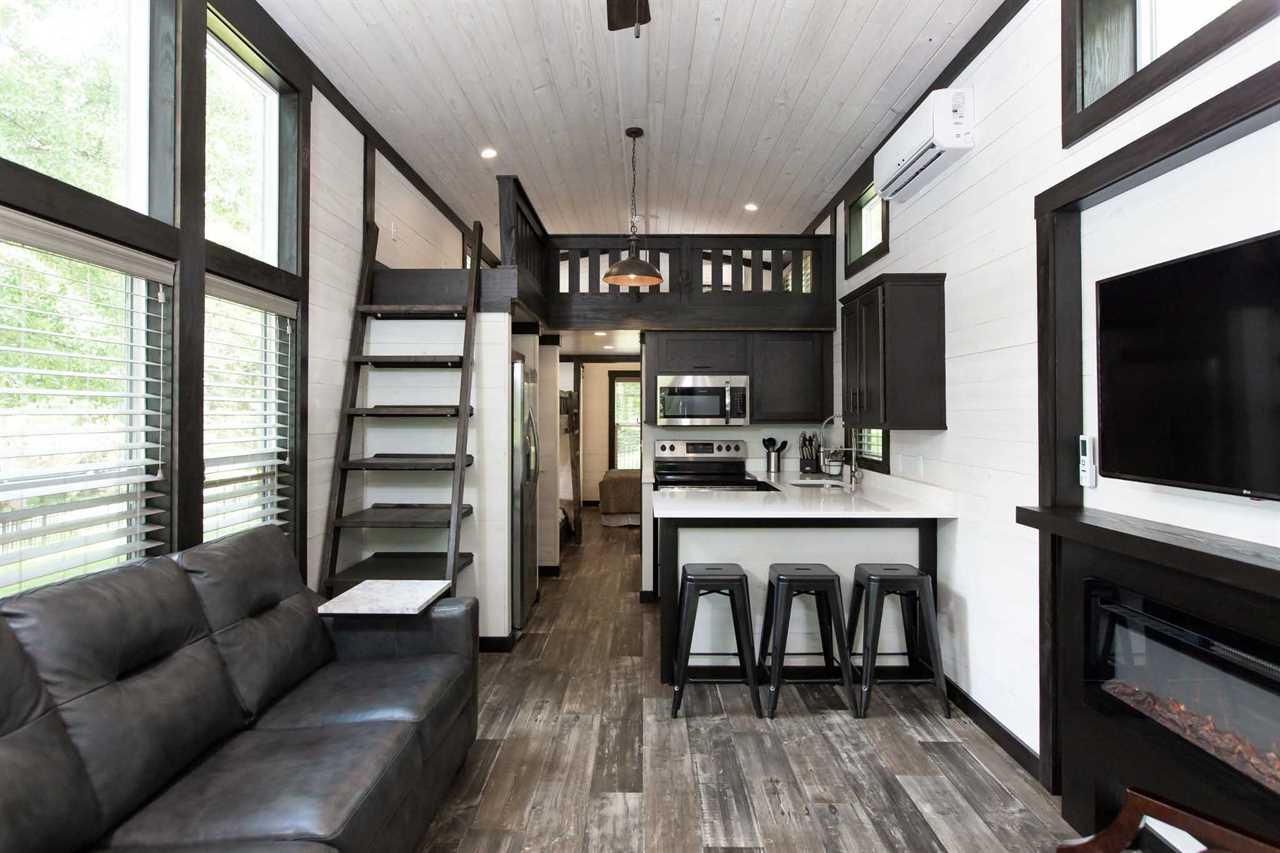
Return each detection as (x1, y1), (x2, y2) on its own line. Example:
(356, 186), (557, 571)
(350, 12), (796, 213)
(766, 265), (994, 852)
(1078, 435), (1097, 488)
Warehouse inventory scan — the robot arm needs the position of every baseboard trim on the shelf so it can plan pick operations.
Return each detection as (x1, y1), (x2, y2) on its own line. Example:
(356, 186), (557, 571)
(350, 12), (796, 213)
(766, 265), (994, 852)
(945, 678), (1039, 780)
(638, 590), (657, 603)
(479, 633), (516, 653)
(582, 500), (599, 507)
(539, 564), (560, 578)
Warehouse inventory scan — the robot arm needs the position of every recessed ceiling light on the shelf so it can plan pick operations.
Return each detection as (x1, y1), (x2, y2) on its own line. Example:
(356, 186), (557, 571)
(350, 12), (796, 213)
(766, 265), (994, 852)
(744, 202), (759, 212)
(603, 345), (615, 350)
(593, 331), (607, 337)
(480, 147), (498, 159)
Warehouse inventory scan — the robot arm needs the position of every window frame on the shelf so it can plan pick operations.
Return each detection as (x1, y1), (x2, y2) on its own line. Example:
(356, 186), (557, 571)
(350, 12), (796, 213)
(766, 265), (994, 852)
(608, 370), (642, 471)
(843, 161), (889, 280)
(205, 8), (301, 274)
(1061, 0), (1278, 148)
(845, 425), (890, 476)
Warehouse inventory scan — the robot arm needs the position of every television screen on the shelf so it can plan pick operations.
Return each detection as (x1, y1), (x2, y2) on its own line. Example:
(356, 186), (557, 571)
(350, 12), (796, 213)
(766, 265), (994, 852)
(1096, 231), (1280, 500)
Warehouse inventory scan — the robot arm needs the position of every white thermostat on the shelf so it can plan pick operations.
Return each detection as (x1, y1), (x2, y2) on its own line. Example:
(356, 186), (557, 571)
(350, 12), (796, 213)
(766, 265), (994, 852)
(1078, 435), (1097, 488)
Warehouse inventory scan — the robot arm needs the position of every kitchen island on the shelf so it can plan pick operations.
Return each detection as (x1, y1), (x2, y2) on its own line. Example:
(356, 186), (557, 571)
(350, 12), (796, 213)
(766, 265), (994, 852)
(653, 475), (955, 684)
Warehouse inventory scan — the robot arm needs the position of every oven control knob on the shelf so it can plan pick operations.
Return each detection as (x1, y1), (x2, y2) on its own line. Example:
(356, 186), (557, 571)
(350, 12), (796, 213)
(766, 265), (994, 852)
(716, 444), (723, 451)
(733, 444), (741, 452)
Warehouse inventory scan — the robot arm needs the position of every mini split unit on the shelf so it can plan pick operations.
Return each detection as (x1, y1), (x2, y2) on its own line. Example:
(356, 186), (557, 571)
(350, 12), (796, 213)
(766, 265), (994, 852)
(874, 87), (975, 201)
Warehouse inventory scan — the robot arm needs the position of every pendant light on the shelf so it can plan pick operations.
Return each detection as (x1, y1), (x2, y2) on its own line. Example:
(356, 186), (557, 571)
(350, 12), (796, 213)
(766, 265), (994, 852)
(603, 127), (662, 288)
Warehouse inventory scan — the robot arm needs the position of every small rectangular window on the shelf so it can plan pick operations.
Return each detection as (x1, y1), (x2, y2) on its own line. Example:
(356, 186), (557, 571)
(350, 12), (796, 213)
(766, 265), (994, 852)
(0, 0), (175, 219)
(853, 428), (890, 475)
(202, 281), (295, 541)
(844, 184), (888, 278)
(609, 372), (642, 470)
(205, 31), (281, 266)
(0, 214), (173, 596)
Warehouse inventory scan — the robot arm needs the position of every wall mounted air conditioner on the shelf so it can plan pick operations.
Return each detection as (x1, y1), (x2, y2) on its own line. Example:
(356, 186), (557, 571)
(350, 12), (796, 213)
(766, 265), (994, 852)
(874, 87), (975, 201)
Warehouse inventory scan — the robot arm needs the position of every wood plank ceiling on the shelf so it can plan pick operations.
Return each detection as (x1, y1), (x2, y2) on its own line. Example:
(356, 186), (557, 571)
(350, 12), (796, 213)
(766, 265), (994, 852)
(260, 0), (1003, 238)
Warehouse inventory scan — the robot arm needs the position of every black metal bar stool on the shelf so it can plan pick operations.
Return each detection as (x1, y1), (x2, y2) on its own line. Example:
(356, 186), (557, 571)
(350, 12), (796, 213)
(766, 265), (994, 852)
(671, 563), (763, 718)
(845, 562), (949, 719)
(757, 563), (857, 718)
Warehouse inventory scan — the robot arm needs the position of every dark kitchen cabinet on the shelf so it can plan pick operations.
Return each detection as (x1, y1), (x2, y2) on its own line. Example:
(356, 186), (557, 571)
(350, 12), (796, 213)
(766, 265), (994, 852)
(644, 331), (830, 424)
(750, 332), (831, 423)
(841, 273), (946, 430)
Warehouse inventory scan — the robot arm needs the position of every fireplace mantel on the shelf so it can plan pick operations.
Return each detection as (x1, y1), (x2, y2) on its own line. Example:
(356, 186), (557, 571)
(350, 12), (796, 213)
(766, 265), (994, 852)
(1017, 506), (1280, 600)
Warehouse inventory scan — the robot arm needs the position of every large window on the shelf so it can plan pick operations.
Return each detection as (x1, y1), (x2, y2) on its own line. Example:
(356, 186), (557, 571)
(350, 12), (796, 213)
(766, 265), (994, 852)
(854, 428), (889, 475)
(0, 212), (172, 596)
(844, 183), (888, 278)
(609, 371), (641, 470)
(202, 281), (295, 541)
(205, 30), (282, 266)
(0, 0), (173, 219)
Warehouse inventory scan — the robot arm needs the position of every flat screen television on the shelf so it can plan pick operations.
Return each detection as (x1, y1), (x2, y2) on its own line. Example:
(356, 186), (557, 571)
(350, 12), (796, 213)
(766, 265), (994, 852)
(1096, 230), (1280, 501)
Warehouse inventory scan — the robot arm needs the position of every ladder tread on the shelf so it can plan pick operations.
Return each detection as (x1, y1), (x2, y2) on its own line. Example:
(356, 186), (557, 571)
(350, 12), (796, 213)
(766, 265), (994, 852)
(327, 551), (475, 595)
(342, 453), (473, 471)
(352, 355), (462, 368)
(358, 304), (467, 319)
(344, 405), (472, 418)
(334, 502), (472, 528)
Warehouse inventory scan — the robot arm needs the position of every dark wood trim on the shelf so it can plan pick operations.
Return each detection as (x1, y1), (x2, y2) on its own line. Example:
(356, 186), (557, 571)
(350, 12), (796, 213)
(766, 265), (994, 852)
(854, 428), (891, 475)
(1039, 62), (1280, 216)
(1031, 62), (1280, 794)
(290, 85), (311, 575)
(607, 370), (642, 470)
(0, 159), (181, 260)
(946, 678), (1040, 779)
(173, 0), (207, 551)
(559, 354), (643, 363)
(512, 321), (541, 336)
(638, 590), (658, 603)
(538, 334), (561, 346)
(205, 241), (305, 299)
(445, 223), (485, 584)
(1061, 0), (1280, 148)
(538, 565), (561, 578)
(582, 500), (600, 507)
(479, 633), (517, 653)
(804, 0), (1033, 234)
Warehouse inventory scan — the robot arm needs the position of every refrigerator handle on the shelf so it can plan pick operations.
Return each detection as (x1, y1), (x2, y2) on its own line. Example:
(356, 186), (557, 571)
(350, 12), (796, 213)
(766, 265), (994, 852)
(526, 409), (540, 484)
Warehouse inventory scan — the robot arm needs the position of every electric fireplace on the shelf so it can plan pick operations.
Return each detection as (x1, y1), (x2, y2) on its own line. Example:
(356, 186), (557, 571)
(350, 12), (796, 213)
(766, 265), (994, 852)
(1086, 583), (1280, 796)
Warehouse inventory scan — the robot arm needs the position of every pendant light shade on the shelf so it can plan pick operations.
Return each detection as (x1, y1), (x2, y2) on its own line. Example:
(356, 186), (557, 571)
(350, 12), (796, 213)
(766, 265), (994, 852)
(604, 127), (662, 289)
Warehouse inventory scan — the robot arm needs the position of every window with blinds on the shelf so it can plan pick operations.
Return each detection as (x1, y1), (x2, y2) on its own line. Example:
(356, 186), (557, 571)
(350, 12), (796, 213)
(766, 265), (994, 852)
(855, 428), (885, 461)
(0, 215), (173, 597)
(202, 279), (295, 541)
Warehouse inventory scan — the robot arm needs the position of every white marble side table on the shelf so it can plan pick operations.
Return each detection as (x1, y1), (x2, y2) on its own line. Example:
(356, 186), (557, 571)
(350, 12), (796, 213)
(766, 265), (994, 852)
(317, 579), (450, 616)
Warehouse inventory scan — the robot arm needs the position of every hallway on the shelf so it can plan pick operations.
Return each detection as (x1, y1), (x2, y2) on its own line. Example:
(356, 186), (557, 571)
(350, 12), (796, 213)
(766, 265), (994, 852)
(425, 511), (1077, 852)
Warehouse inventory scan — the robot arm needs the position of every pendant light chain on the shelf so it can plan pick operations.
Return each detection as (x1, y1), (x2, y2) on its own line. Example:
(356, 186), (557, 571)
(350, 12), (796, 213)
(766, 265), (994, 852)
(629, 134), (639, 238)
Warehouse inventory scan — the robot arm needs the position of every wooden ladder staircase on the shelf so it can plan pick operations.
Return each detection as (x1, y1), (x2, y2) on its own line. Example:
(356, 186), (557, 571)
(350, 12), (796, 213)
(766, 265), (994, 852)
(317, 220), (485, 596)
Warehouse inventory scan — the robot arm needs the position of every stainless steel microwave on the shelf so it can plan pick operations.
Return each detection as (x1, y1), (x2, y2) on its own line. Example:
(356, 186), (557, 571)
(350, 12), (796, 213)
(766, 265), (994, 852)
(656, 375), (749, 426)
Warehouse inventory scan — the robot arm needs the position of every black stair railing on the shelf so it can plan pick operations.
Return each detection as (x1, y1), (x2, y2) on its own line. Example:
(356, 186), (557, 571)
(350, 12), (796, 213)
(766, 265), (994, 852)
(445, 222), (483, 583)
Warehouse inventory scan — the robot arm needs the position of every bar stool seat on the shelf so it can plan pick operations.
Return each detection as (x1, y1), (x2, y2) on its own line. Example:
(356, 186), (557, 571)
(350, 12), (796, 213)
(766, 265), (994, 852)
(672, 563), (763, 719)
(757, 563), (857, 718)
(846, 562), (950, 719)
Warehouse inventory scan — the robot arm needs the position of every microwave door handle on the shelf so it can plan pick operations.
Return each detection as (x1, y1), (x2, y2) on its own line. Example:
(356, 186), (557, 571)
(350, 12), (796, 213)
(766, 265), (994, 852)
(725, 385), (731, 425)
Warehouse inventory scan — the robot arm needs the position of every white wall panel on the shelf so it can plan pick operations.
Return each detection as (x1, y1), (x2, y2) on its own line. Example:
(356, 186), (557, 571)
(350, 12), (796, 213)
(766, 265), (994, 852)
(835, 0), (1280, 750)
(373, 151), (463, 269)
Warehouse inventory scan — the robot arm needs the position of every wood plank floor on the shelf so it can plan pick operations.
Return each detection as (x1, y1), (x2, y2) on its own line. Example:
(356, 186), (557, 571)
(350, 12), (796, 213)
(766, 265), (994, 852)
(425, 510), (1079, 852)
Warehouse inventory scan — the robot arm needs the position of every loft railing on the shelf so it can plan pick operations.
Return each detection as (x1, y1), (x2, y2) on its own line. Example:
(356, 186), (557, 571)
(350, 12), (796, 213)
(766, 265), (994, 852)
(496, 176), (835, 331)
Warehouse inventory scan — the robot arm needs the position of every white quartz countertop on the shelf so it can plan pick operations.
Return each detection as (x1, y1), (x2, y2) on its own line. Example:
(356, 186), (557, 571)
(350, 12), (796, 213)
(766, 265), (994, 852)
(318, 579), (451, 615)
(651, 474), (954, 520)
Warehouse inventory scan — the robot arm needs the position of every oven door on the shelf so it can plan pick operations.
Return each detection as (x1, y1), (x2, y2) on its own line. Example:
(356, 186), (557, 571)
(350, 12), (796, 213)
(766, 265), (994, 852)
(656, 375), (749, 426)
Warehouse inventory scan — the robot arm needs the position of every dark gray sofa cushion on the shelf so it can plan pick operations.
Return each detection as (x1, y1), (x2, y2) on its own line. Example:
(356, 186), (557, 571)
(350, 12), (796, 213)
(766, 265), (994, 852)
(0, 618), (102, 853)
(255, 654), (472, 750)
(1, 557), (245, 829)
(105, 721), (423, 852)
(175, 526), (332, 716)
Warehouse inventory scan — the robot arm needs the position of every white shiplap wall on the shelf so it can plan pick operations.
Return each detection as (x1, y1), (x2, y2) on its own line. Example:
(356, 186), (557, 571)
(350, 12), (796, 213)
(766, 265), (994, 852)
(834, 0), (1280, 750)
(306, 90), (365, 587)
(373, 151), (463, 269)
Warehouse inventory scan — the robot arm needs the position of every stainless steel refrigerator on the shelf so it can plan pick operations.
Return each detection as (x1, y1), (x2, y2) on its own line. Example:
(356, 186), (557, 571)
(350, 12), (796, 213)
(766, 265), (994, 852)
(511, 356), (539, 631)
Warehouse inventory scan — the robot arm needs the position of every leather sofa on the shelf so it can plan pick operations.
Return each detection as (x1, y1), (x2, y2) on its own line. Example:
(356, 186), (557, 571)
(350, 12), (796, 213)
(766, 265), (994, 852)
(0, 526), (478, 853)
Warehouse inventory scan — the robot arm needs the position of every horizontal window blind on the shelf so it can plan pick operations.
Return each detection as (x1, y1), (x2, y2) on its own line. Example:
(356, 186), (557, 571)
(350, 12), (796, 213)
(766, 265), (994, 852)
(854, 428), (884, 462)
(0, 225), (173, 597)
(203, 282), (295, 541)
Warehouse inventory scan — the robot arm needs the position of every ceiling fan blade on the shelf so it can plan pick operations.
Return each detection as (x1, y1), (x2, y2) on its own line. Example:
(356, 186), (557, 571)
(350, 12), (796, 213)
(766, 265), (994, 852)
(606, 0), (651, 31)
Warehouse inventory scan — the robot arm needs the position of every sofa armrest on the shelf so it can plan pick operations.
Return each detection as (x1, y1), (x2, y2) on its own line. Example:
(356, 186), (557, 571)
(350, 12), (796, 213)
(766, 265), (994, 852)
(322, 597), (478, 663)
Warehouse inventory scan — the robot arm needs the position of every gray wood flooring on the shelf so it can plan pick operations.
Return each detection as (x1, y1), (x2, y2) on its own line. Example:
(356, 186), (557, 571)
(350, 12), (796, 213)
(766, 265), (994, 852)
(424, 510), (1078, 852)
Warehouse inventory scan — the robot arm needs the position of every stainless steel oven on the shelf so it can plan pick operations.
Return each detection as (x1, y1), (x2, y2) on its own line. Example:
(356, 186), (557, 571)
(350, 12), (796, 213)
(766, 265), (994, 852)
(656, 374), (749, 426)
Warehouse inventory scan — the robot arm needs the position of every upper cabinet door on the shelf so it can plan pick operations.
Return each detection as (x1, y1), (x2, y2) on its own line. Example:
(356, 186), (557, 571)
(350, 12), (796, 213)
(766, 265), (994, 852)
(857, 289), (885, 428)
(841, 301), (859, 422)
(750, 333), (830, 423)
(653, 332), (749, 374)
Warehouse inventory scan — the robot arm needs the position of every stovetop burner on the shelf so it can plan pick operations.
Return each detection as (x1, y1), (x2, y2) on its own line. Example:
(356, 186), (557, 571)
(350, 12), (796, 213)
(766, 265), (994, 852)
(653, 439), (777, 492)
